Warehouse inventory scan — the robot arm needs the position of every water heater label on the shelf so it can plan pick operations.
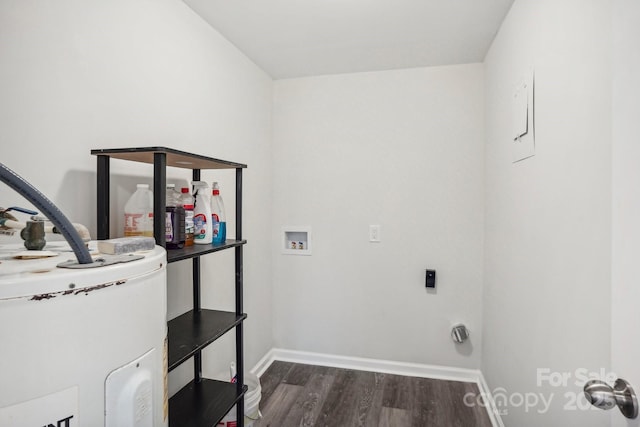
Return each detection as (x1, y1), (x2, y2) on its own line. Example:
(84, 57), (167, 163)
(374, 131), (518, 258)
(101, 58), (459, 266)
(0, 386), (78, 426)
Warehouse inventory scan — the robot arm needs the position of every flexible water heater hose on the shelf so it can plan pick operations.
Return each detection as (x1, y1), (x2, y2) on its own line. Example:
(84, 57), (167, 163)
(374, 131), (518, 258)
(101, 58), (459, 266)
(0, 162), (93, 264)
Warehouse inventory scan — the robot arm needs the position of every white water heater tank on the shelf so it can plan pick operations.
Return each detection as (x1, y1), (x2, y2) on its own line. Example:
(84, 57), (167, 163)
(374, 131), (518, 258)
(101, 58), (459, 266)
(0, 243), (168, 427)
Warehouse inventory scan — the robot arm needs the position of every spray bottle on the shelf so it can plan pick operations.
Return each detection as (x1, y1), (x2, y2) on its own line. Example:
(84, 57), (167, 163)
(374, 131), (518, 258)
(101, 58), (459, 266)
(191, 181), (213, 244)
(210, 182), (227, 245)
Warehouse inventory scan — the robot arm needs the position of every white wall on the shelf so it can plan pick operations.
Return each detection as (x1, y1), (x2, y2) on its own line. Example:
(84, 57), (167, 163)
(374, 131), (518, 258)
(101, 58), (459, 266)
(272, 64), (485, 368)
(483, 1), (611, 426)
(0, 0), (273, 395)
(611, 1), (640, 426)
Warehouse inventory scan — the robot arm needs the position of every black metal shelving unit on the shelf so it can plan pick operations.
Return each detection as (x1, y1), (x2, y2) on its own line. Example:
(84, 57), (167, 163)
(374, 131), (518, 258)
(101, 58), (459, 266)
(92, 147), (248, 427)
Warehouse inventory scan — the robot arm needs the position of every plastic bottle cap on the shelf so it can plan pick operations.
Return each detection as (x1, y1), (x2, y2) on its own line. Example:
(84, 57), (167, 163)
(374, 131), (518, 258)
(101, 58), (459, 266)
(167, 184), (175, 189)
(181, 187), (189, 193)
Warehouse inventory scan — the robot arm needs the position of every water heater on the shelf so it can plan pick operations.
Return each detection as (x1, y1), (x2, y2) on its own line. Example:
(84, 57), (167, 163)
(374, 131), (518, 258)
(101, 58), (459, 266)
(0, 243), (167, 427)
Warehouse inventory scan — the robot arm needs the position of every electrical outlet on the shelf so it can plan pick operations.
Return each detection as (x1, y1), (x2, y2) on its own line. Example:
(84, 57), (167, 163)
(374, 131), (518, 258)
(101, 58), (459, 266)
(369, 225), (381, 242)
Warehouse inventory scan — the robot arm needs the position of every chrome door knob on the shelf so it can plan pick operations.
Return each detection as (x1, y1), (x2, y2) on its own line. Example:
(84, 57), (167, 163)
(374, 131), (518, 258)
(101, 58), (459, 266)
(451, 324), (469, 344)
(584, 378), (638, 419)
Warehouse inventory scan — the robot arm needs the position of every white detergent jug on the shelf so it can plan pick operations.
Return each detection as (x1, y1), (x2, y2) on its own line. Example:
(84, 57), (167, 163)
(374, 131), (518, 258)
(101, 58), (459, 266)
(123, 184), (153, 237)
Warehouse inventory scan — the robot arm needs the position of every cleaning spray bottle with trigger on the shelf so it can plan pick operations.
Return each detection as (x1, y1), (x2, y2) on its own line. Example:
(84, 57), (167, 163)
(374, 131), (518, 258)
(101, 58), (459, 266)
(191, 181), (213, 244)
(210, 182), (227, 245)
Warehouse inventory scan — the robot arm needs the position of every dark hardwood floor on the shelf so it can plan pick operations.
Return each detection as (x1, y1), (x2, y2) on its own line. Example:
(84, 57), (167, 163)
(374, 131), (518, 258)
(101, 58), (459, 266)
(254, 361), (493, 427)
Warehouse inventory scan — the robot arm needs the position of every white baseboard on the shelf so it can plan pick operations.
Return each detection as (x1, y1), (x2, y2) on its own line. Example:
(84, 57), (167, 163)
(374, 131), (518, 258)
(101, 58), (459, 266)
(263, 348), (480, 382)
(477, 371), (506, 427)
(250, 348), (504, 427)
(250, 347), (277, 377)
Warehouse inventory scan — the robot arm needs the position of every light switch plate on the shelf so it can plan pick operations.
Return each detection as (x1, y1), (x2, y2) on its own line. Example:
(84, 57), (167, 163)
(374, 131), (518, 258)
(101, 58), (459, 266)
(369, 225), (381, 242)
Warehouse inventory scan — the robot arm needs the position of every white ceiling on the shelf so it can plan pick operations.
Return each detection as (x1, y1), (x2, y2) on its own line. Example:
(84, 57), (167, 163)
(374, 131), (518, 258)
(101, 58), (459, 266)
(183, 0), (515, 79)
